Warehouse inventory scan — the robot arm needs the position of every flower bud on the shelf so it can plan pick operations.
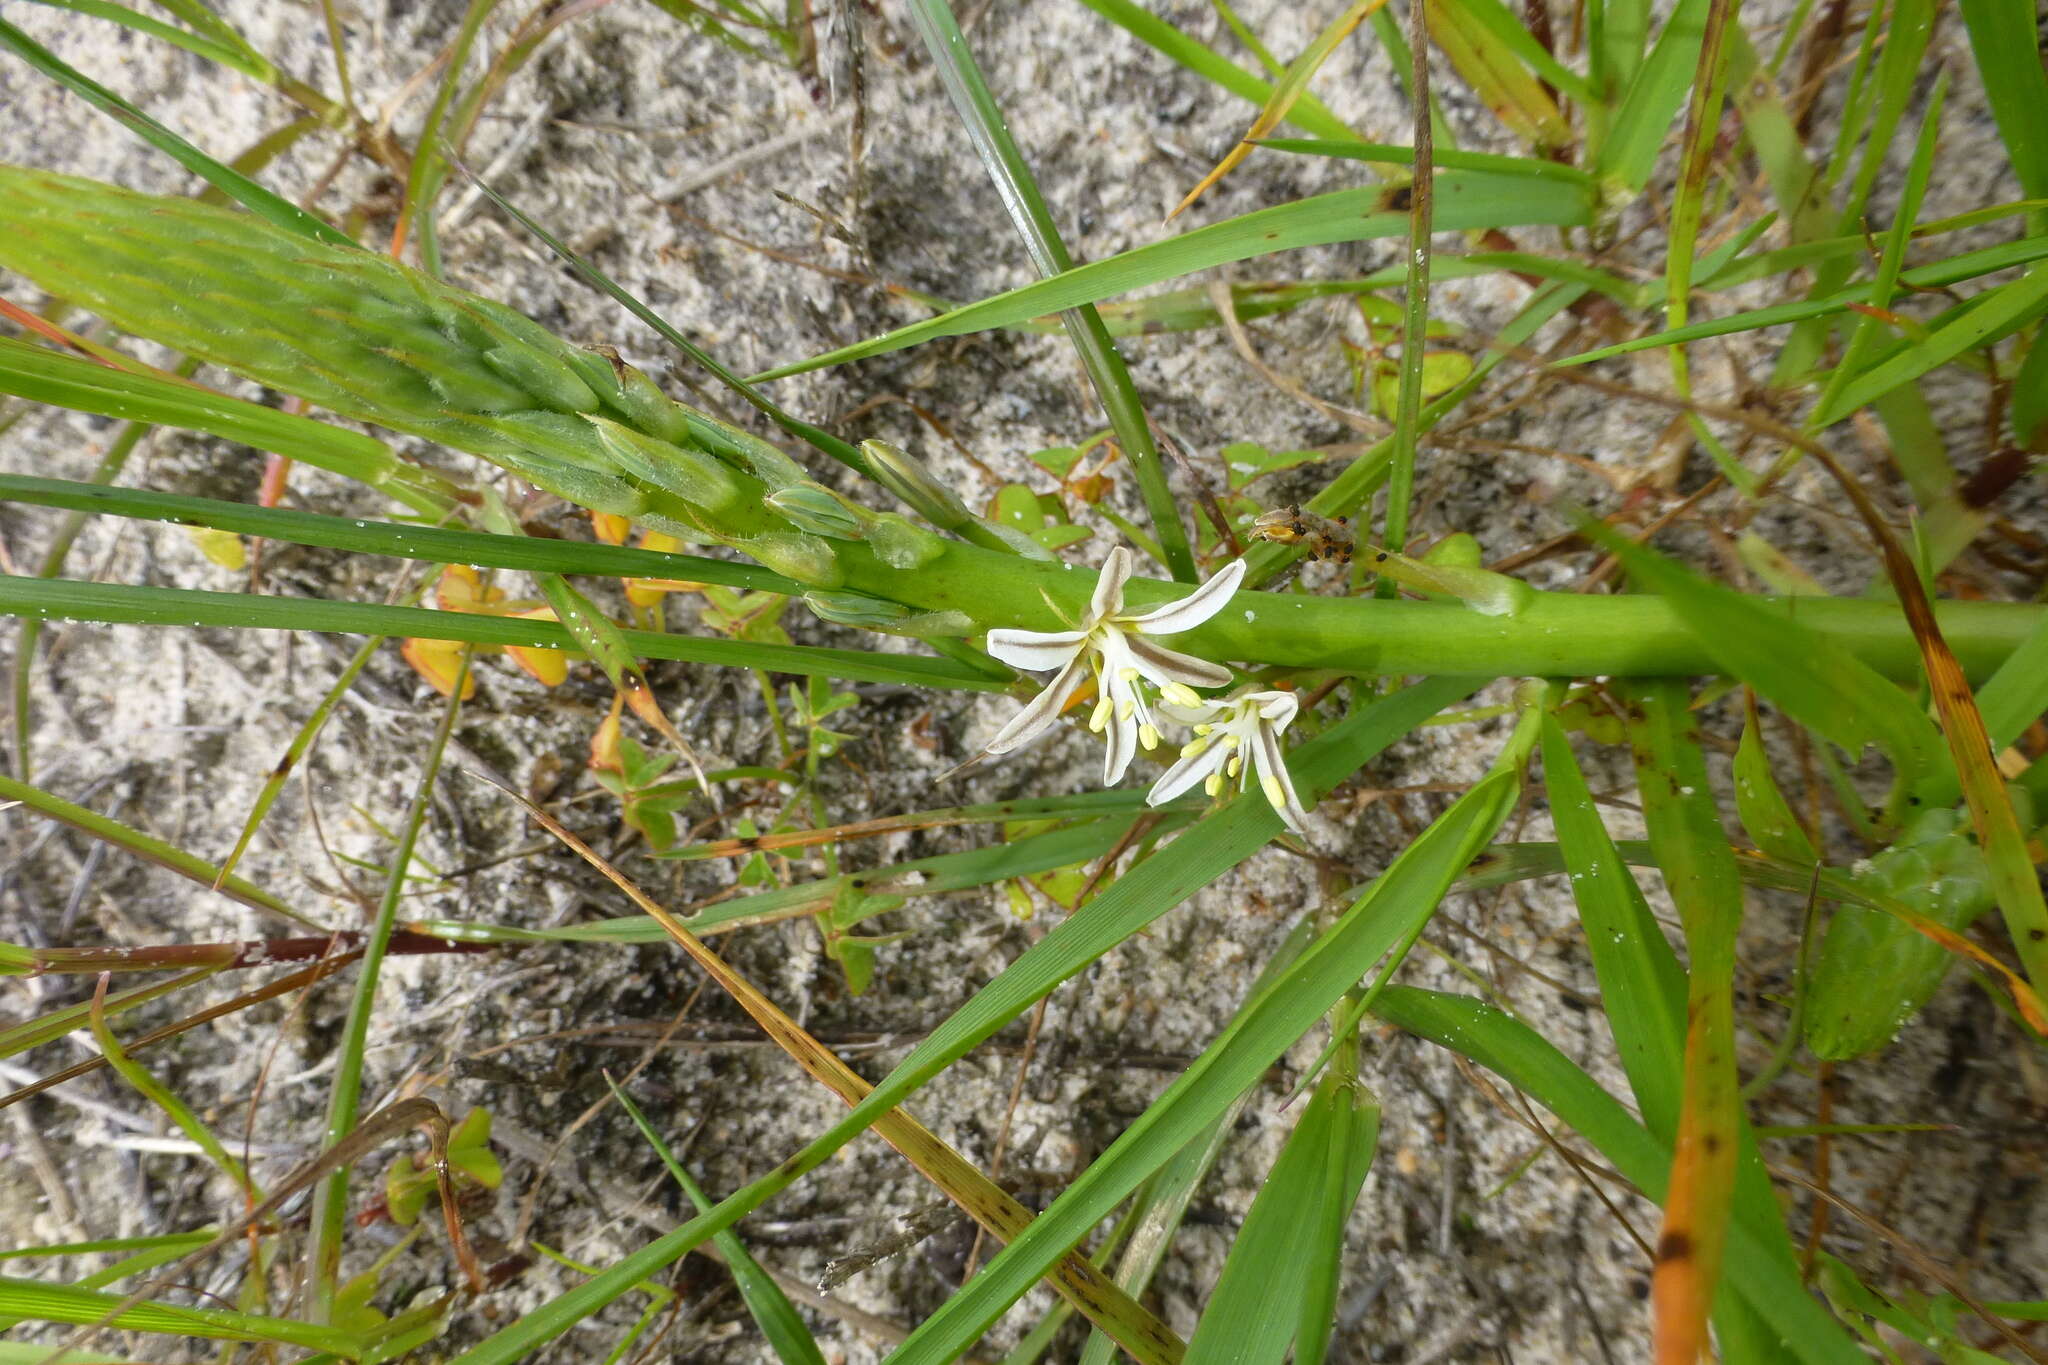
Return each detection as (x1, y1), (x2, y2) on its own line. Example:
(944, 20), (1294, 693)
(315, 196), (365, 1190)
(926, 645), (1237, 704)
(765, 481), (872, 541)
(740, 531), (845, 587)
(585, 415), (741, 513)
(860, 439), (973, 529)
(868, 512), (947, 569)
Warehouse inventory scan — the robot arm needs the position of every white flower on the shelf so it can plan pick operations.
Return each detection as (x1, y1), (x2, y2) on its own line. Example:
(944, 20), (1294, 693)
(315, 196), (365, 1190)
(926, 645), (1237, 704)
(983, 546), (1244, 783)
(1146, 688), (1309, 833)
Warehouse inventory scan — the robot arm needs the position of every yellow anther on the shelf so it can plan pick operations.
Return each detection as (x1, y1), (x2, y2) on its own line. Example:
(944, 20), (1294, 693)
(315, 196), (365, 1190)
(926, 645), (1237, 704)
(1089, 695), (1113, 732)
(1193, 723), (1213, 736)
(1162, 682), (1202, 707)
(1261, 775), (1287, 811)
(1140, 724), (1160, 750)
(1180, 736), (1212, 759)
(1227, 754), (1242, 778)
(1204, 772), (1224, 797)
(1117, 698), (1134, 722)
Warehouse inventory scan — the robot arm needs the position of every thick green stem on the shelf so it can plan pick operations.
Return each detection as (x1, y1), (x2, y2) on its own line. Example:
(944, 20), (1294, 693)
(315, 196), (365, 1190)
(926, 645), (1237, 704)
(830, 537), (2040, 683)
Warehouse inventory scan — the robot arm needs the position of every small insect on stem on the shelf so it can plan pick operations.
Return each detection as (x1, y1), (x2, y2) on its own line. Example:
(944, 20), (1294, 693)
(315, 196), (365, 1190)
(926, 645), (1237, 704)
(1250, 506), (1355, 565)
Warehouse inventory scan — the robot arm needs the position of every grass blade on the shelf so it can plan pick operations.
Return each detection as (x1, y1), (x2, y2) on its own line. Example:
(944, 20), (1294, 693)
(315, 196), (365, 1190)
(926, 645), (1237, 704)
(0, 772), (310, 927)
(1579, 518), (1946, 795)
(1620, 680), (1743, 1365)
(1183, 1057), (1374, 1364)
(1072, 0), (1361, 143)
(606, 1080), (826, 1365)
(905, 0), (1196, 579)
(306, 655), (468, 1320)
(440, 678), (1471, 1365)
(1076, 919), (1317, 1365)
(0, 475), (792, 593)
(0, 1280), (359, 1355)
(751, 175), (1591, 381)
(0, 339), (458, 516)
(1597, 0), (1710, 194)
(1811, 264), (2048, 427)
(1369, 987), (1865, 1365)
(0, 575), (1002, 692)
(1169, 0), (1389, 221)
(0, 16), (350, 246)
(1424, 0), (1569, 152)
(1960, 0), (2048, 232)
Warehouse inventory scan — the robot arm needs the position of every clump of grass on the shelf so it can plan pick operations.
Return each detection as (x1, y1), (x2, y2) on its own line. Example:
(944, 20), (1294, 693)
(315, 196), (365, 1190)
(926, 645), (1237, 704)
(1, 0), (2046, 1362)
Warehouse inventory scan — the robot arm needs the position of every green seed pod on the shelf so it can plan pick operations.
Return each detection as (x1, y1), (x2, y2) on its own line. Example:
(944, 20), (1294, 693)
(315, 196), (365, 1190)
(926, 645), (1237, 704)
(860, 439), (973, 529)
(803, 592), (975, 638)
(740, 531), (845, 587)
(764, 482), (871, 541)
(462, 411), (616, 472)
(802, 591), (912, 629)
(487, 445), (650, 518)
(584, 416), (741, 513)
(681, 411), (809, 490)
(1804, 807), (1995, 1060)
(482, 343), (601, 414)
(868, 512), (948, 570)
(583, 346), (695, 445)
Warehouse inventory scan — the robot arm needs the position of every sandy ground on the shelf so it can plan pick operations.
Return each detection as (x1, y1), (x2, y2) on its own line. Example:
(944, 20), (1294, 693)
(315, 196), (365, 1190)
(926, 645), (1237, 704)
(2, 2), (2044, 1361)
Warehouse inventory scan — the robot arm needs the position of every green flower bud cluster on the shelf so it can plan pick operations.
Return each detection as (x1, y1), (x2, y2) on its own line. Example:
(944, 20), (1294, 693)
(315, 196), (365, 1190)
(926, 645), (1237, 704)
(0, 166), (853, 585)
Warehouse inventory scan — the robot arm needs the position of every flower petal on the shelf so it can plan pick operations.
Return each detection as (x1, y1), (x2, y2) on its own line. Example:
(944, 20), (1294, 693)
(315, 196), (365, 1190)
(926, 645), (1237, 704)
(1146, 743), (1228, 806)
(1248, 689), (1299, 727)
(1250, 720), (1309, 832)
(986, 627), (1088, 672)
(1101, 708), (1138, 785)
(1125, 634), (1233, 690)
(1089, 545), (1133, 623)
(984, 657), (1087, 755)
(1123, 557), (1244, 636)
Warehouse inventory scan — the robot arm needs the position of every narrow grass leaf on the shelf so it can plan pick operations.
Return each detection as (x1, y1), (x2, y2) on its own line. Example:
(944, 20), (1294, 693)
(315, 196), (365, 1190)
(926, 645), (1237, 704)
(1369, 987), (1865, 1365)
(441, 680), (1471, 1365)
(906, 0), (1195, 579)
(881, 710), (1520, 1364)
(1812, 264), (2048, 427)
(219, 631), (387, 883)
(1169, 0), (1389, 221)
(1731, 696), (1818, 864)
(0, 1280), (359, 1355)
(1620, 680), (1743, 1365)
(1072, 0), (1361, 143)
(1557, 235), (2048, 364)
(1256, 138), (1597, 189)
(0, 340), (457, 517)
(0, 17), (351, 246)
(0, 772), (309, 927)
(0, 475), (794, 594)
(1959, 0), (2048, 232)
(1578, 518), (1946, 792)
(1183, 1069), (1350, 1364)
(607, 1081), (825, 1365)
(1077, 920), (1318, 1365)
(0, 575), (1002, 692)
(21, 0), (269, 78)
(1424, 0), (1568, 151)
(1973, 610), (2048, 755)
(1597, 0), (1711, 194)
(1538, 715), (1686, 1130)
(86, 976), (257, 1199)
(752, 176), (1590, 381)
